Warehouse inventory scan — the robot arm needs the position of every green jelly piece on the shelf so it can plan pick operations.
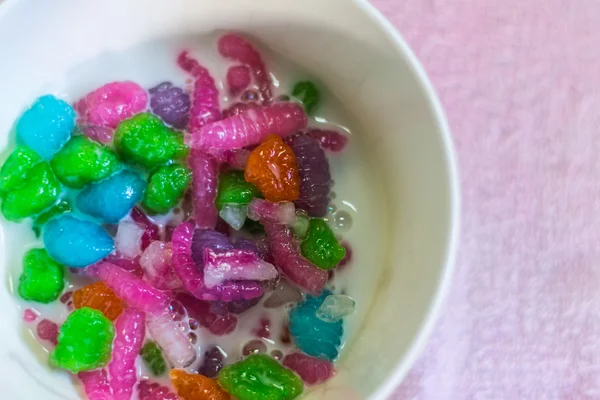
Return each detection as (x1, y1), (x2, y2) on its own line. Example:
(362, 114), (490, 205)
(50, 136), (122, 189)
(292, 81), (320, 115)
(143, 164), (191, 214)
(1, 162), (61, 221)
(49, 307), (115, 373)
(218, 354), (304, 400)
(0, 146), (42, 195)
(215, 170), (262, 210)
(114, 113), (188, 169)
(18, 248), (64, 303)
(300, 219), (346, 270)
(140, 342), (167, 376)
(32, 200), (72, 237)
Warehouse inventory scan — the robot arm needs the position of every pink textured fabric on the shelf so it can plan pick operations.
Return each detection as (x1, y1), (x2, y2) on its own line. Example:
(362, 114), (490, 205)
(368, 0), (600, 399)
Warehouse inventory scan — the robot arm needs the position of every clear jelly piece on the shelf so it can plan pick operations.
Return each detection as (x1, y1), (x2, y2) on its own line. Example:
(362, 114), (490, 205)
(316, 294), (356, 323)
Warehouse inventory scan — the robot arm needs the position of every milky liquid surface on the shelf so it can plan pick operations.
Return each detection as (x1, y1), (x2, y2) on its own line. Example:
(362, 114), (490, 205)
(1, 32), (389, 397)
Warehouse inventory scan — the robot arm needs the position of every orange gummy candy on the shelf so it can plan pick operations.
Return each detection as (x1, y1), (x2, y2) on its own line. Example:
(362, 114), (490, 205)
(72, 281), (125, 321)
(244, 134), (300, 202)
(170, 369), (231, 400)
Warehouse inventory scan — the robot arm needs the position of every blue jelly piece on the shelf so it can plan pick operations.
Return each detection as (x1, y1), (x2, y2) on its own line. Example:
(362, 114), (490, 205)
(16, 95), (75, 160)
(289, 290), (343, 361)
(76, 170), (146, 223)
(43, 215), (114, 268)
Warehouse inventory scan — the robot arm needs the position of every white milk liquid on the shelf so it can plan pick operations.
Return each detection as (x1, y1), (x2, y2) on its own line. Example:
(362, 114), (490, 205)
(1, 32), (389, 397)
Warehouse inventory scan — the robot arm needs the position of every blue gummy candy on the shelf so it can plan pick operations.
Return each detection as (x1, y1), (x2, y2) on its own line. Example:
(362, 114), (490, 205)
(43, 215), (114, 268)
(76, 170), (146, 223)
(16, 95), (75, 160)
(289, 290), (343, 361)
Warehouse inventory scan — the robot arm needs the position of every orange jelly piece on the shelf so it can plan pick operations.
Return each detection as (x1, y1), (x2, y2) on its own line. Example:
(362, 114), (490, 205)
(244, 134), (300, 202)
(170, 369), (231, 400)
(72, 281), (125, 321)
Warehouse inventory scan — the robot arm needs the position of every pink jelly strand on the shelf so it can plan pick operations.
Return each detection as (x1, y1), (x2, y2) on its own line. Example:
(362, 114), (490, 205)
(89, 261), (171, 316)
(171, 222), (263, 301)
(263, 221), (328, 295)
(109, 309), (145, 400)
(226, 65), (252, 96)
(177, 51), (221, 131)
(146, 311), (196, 368)
(186, 102), (307, 156)
(189, 150), (219, 229)
(79, 369), (113, 400)
(218, 33), (273, 103)
(140, 241), (181, 290)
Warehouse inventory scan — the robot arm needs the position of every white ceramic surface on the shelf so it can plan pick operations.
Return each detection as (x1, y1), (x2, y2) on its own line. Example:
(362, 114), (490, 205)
(0, 0), (459, 399)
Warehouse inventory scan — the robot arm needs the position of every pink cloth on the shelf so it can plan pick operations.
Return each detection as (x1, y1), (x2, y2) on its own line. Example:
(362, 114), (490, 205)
(370, 0), (600, 398)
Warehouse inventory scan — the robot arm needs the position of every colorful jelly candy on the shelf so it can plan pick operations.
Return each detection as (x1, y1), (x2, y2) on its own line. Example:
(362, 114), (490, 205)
(218, 354), (303, 400)
(282, 352), (334, 386)
(226, 65), (251, 96)
(0, 146), (41, 195)
(143, 164), (192, 214)
(247, 199), (296, 225)
(289, 291), (343, 361)
(43, 215), (114, 267)
(37, 319), (60, 346)
(18, 248), (64, 303)
(199, 346), (225, 378)
(316, 294), (356, 322)
(79, 369), (112, 400)
(306, 129), (348, 152)
(300, 219), (346, 270)
(32, 200), (71, 237)
(146, 312), (196, 368)
(176, 294), (238, 336)
(215, 170), (261, 210)
(77, 170), (146, 223)
(50, 135), (122, 189)
(203, 248), (278, 288)
(114, 112), (188, 169)
(291, 81), (320, 115)
(170, 369), (231, 400)
(140, 341), (167, 376)
(189, 150), (219, 229)
(149, 82), (191, 130)
(72, 282), (125, 321)
(49, 307), (115, 373)
(16, 95), (75, 159)
(1, 162), (61, 221)
(138, 379), (178, 400)
(140, 241), (181, 290)
(219, 203), (248, 230)
(245, 134), (300, 202)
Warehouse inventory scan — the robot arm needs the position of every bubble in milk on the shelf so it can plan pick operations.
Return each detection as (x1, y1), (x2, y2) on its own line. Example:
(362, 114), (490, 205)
(333, 210), (353, 232)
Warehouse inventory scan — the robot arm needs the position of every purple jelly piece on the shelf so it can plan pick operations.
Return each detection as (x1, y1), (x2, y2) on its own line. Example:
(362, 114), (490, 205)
(288, 134), (332, 217)
(149, 81), (191, 129)
(199, 346), (225, 378)
(226, 296), (262, 314)
(189, 150), (219, 229)
(307, 129), (349, 152)
(234, 238), (260, 254)
(191, 229), (234, 266)
(226, 65), (251, 96)
(175, 293), (237, 336)
(37, 319), (59, 345)
(104, 252), (145, 279)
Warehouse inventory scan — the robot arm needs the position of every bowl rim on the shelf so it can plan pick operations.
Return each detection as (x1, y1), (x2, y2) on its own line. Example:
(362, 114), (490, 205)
(351, 1), (461, 399)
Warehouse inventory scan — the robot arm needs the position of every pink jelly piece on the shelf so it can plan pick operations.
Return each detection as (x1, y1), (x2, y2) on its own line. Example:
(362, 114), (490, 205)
(263, 221), (328, 295)
(247, 198), (296, 225)
(60, 291), (73, 304)
(254, 317), (270, 339)
(79, 369), (113, 400)
(171, 222), (264, 301)
(189, 150), (219, 229)
(109, 309), (145, 400)
(307, 129), (349, 152)
(186, 102), (307, 156)
(227, 65), (252, 96)
(138, 380), (178, 400)
(177, 51), (221, 131)
(75, 81), (148, 129)
(222, 148), (250, 169)
(23, 309), (38, 322)
(105, 252), (144, 279)
(203, 248), (278, 288)
(36, 319), (59, 345)
(222, 101), (260, 119)
(130, 207), (160, 250)
(89, 261), (171, 316)
(82, 125), (114, 144)
(283, 352), (335, 385)
(140, 241), (181, 290)
(176, 293), (237, 336)
(146, 311), (196, 368)
(218, 33), (273, 103)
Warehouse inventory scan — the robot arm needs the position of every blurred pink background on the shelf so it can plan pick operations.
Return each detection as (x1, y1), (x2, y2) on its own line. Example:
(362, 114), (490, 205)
(369, 0), (600, 398)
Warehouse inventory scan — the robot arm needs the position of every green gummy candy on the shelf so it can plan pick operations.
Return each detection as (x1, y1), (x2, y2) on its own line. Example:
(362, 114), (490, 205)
(218, 354), (304, 400)
(140, 342), (167, 376)
(0, 146), (42, 195)
(300, 219), (346, 270)
(49, 307), (115, 373)
(18, 248), (64, 303)
(215, 170), (262, 210)
(50, 136), (122, 189)
(114, 113), (188, 169)
(292, 81), (320, 115)
(143, 164), (191, 214)
(1, 162), (61, 221)
(32, 200), (72, 237)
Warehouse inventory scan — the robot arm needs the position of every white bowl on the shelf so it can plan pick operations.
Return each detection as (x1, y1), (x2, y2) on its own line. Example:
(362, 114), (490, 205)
(0, 0), (459, 399)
